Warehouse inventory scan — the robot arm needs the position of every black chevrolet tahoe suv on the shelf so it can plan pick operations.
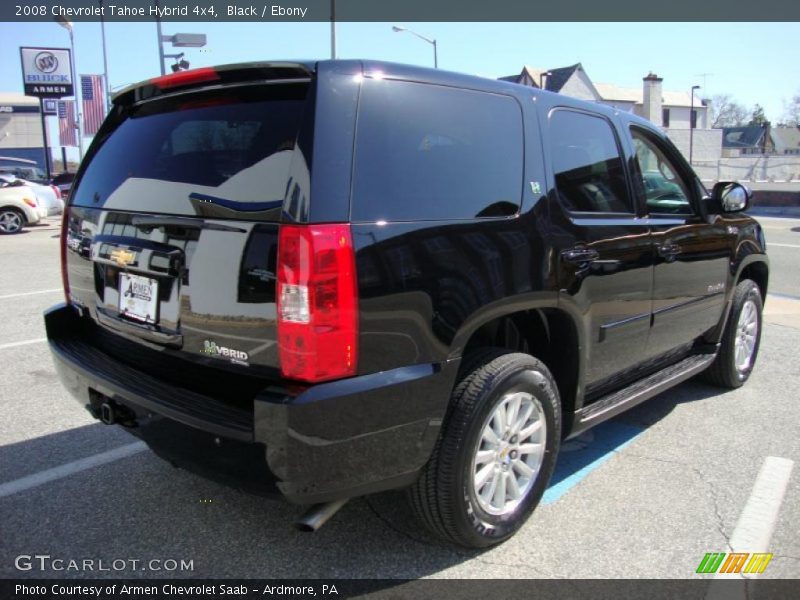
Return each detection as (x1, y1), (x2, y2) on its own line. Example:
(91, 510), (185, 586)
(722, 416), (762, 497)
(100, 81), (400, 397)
(45, 60), (769, 548)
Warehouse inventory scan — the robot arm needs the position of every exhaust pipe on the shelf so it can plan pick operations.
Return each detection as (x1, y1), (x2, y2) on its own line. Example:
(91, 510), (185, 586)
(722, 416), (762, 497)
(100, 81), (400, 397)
(294, 499), (348, 532)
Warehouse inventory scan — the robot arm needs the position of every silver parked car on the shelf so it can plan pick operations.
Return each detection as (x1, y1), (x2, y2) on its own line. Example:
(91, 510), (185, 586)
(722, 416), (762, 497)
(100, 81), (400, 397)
(0, 174), (63, 216)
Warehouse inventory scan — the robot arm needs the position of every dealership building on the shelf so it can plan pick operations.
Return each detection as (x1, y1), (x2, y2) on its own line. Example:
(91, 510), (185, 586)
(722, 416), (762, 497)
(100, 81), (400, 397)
(0, 92), (46, 167)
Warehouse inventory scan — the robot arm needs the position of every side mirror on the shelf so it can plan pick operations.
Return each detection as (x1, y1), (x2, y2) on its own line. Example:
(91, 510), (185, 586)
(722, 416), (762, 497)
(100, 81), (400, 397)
(711, 182), (751, 213)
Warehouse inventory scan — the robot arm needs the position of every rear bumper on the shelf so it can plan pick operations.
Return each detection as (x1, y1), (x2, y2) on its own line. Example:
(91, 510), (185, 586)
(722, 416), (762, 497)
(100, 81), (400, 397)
(45, 304), (457, 504)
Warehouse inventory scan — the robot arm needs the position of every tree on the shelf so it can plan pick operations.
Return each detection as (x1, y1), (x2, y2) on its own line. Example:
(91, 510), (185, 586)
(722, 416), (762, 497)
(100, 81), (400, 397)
(781, 92), (800, 126)
(748, 104), (767, 126)
(709, 94), (749, 128)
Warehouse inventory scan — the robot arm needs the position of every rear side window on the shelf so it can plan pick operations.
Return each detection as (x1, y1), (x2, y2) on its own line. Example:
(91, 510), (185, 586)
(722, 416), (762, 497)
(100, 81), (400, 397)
(351, 80), (523, 221)
(72, 84), (309, 219)
(549, 110), (632, 214)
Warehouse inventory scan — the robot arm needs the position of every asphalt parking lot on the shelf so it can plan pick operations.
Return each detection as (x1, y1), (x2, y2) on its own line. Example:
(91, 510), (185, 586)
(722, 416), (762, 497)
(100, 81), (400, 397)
(0, 216), (798, 581)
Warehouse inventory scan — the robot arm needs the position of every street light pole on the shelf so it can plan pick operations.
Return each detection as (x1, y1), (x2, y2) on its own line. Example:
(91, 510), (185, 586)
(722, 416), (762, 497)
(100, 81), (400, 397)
(330, 0), (336, 59)
(38, 98), (51, 180)
(56, 17), (84, 160)
(155, 0), (166, 76)
(98, 0), (111, 110)
(690, 85), (701, 165)
(392, 26), (438, 68)
(154, 12), (207, 75)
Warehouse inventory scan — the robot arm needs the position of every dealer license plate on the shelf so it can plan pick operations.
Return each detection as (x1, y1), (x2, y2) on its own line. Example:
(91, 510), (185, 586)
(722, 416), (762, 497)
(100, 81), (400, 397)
(119, 273), (158, 324)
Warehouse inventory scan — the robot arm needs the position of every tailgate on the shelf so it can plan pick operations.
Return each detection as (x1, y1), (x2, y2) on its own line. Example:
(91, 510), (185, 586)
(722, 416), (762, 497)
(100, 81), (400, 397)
(65, 77), (313, 373)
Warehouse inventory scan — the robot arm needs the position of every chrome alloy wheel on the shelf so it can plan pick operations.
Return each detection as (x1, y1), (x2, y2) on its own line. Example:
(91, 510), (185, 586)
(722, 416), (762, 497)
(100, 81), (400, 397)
(734, 299), (758, 373)
(0, 211), (23, 234)
(471, 391), (547, 516)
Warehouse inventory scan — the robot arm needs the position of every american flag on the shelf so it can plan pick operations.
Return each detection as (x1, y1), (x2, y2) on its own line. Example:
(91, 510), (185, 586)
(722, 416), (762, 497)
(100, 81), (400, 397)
(81, 74), (106, 136)
(58, 100), (77, 147)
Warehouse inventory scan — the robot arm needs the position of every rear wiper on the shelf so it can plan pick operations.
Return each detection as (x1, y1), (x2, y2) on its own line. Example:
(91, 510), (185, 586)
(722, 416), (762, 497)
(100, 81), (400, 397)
(131, 215), (246, 233)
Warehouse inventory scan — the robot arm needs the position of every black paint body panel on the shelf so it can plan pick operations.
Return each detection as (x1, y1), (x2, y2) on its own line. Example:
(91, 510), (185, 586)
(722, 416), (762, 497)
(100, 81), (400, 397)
(45, 59), (768, 504)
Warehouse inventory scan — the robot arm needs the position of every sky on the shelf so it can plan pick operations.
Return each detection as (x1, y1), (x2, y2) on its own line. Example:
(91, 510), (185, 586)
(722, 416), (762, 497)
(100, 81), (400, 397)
(1, 21), (798, 162)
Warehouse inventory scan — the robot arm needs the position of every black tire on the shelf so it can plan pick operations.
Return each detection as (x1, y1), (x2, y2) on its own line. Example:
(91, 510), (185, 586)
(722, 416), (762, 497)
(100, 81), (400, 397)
(408, 349), (561, 548)
(0, 208), (25, 235)
(704, 279), (763, 388)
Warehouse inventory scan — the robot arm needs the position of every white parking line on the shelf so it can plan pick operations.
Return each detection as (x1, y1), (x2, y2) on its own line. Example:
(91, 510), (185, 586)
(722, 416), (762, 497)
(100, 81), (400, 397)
(728, 457), (793, 554)
(768, 243), (800, 249)
(713, 456), (794, 584)
(0, 442), (148, 499)
(705, 458), (794, 600)
(0, 289), (61, 300)
(0, 338), (46, 351)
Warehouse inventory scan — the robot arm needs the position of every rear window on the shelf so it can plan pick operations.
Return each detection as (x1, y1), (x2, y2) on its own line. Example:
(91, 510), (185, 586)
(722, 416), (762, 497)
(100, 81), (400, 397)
(549, 109), (632, 214)
(351, 79), (523, 221)
(72, 83), (309, 219)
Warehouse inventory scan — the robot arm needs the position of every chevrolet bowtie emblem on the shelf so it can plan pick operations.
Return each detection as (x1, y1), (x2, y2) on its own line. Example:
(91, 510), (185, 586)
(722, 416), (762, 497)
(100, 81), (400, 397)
(110, 248), (136, 267)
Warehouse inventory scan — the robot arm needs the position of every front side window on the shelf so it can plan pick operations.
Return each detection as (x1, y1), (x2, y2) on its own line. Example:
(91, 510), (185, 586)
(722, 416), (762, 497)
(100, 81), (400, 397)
(630, 128), (693, 215)
(549, 110), (632, 214)
(352, 79), (523, 221)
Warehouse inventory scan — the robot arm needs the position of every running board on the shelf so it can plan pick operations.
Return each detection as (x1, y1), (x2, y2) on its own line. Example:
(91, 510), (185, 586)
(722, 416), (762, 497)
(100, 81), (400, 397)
(571, 352), (717, 437)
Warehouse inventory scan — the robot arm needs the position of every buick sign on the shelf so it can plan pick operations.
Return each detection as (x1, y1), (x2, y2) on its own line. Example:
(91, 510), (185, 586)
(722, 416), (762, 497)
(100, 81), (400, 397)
(19, 46), (74, 98)
(35, 52), (59, 73)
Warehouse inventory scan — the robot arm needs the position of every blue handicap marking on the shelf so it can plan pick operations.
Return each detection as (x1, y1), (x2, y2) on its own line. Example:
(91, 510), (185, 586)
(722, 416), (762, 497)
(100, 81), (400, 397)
(542, 420), (645, 505)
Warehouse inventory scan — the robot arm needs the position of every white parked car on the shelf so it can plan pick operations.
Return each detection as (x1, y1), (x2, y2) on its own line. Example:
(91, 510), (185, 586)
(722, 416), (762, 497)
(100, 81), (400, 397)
(0, 179), (42, 234)
(0, 174), (62, 217)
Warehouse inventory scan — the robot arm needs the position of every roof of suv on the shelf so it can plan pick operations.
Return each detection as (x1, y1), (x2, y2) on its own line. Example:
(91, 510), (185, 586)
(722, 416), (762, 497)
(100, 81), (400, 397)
(111, 58), (663, 140)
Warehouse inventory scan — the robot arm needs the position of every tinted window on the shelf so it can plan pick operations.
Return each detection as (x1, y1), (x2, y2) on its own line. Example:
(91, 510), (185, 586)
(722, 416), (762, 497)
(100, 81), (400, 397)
(352, 80), (523, 221)
(72, 84), (308, 219)
(549, 110), (632, 214)
(631, 128), (693, 215)
(238, 225), (277, 303)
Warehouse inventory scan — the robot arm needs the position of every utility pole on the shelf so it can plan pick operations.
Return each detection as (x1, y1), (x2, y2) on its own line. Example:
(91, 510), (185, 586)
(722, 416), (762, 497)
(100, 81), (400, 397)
(695, 73), (713, 97)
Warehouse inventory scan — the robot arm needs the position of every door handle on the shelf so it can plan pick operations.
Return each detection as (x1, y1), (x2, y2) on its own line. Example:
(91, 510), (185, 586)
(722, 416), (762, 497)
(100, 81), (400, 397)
(561, 247), (600, 265)
(657, 243), (680, 258)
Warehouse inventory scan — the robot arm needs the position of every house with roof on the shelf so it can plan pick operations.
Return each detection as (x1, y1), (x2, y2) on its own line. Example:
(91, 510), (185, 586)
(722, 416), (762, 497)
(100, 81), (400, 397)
(770, 126), (800, 156)
(720, 125), (770, 157)
(501, 64), (709, 129)
(499, 64), (719, 163)
(720, 125), (800, 157)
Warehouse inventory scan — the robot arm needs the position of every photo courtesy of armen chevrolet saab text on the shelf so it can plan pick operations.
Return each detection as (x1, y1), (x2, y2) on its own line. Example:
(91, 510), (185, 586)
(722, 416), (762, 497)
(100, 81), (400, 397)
(45, 59), (768, 548)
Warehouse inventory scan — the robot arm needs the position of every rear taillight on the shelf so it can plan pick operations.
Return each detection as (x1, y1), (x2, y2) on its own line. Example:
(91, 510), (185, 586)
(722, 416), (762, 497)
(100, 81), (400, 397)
(60, 209), (70, 304)
(51, 185), (62, 199)
(23, 197), (37, 208)
(277, 224), (358, 383)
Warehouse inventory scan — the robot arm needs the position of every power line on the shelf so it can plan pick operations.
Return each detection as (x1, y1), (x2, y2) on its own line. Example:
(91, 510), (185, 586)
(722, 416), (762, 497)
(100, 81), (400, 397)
(695, 73), (713, 97)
